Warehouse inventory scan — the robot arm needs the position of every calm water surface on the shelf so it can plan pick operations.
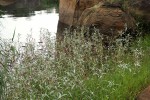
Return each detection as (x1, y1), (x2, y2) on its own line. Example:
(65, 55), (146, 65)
(0, 8), (59, 43)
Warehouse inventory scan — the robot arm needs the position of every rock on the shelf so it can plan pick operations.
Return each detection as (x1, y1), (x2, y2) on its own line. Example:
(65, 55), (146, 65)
(58, 0), (136, 38)
(78, 2), (135, 38)
(127, 0), (150, 22)
(73, 0), (102, 25)
(58, 0), (102, 35)
(59, 0), (77, 25)
(136, 86), (150, 100)
(59, 0), (102, 26)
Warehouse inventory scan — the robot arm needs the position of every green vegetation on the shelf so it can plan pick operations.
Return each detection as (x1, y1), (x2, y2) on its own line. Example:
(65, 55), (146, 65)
(0, 28), (150, 99)
(41, 0), (59, 7)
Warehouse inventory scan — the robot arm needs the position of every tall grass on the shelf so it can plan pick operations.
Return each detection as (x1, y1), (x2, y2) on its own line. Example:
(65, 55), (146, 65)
(0, 28), (150, 99)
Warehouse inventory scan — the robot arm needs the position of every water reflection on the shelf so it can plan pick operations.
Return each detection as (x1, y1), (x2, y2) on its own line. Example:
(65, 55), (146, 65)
(0, 0), (59, 17)
(0, 8), (59, 42)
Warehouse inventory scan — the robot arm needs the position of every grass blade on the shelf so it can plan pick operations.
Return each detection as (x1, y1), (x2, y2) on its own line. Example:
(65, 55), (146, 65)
(12, 28), (16, 42)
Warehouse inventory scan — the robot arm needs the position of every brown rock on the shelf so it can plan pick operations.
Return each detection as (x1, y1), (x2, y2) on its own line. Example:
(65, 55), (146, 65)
(59, 0), (102, 26)
(78, 2), (135, 38)
(59, 0), (76, 25)
(73, 0), (101, 25)
(58, 0), (136, 38)
(136, 86), (150, 100)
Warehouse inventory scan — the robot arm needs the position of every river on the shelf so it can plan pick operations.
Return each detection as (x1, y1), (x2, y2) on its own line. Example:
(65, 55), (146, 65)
(0, 6), (59, 43)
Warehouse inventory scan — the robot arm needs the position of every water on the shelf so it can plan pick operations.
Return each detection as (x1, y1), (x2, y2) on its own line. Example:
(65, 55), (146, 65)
(0, 7), (59, 43)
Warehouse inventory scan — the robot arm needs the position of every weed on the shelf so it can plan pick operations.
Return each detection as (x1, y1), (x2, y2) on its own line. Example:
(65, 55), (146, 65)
(0, 28), (150, 99)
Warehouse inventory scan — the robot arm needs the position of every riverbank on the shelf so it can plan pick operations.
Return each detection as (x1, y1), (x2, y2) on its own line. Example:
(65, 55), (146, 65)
(0, 28), (150, 99)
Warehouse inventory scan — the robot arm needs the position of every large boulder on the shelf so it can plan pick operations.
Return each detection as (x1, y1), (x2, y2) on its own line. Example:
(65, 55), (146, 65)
(78, 2), (135, 38)
(59, 0), (102, 26)
(73, 0), (102, 24)
(59, 0), (76, 25)
(58, 0), (136, 38)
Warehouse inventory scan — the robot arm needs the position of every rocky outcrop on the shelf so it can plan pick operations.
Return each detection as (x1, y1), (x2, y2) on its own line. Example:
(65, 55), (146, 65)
(59, 0), (102, 25)
(58, 0), (136, 38)
(59, 0), (76, 25)
(78, 2), (135, 37)
(136, 86), (150, 100)
(73, 0), (102, 25)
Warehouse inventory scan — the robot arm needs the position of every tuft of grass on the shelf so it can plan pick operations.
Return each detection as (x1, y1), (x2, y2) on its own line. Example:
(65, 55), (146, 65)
(0, 28), (150, 99)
